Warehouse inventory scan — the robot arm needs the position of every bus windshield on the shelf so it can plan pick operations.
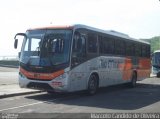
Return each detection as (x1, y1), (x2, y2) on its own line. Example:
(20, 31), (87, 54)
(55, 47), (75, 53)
(20, 29), (72, 66)
(152, 52), (160, 67)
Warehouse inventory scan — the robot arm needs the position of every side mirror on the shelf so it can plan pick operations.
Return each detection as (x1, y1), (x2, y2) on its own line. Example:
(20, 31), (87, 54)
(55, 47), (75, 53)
(14, 33), (27, 49)
(14, 39), (18, 49)
(18, 52), (21, 58)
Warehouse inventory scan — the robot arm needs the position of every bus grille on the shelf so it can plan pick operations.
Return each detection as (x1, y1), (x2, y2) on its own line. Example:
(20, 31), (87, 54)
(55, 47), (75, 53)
(27, 82), (53, 91)
(28, 78), (52, 81)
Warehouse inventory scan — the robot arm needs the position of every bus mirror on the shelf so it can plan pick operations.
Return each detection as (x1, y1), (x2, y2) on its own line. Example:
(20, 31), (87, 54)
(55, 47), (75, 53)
(14, 39), (18, 49)
(14, 33), (27, 49)
(18, 52), (21, 58)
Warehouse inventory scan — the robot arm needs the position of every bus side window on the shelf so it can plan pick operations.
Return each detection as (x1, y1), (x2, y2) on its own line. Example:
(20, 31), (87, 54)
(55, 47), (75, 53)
(71, 31), (86, 67)
(88, 34), (97, 53)
(72, 32), (86, 57)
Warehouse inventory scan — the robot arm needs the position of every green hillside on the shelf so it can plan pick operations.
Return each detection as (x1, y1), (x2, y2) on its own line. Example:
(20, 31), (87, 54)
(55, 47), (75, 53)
(150, 36), (160, 53)
(141, 36), (160, 53)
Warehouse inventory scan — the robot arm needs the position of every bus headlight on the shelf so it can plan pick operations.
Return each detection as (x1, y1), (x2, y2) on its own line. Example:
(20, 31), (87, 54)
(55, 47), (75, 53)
(19, 72), (27, 79)
(59, 73), (67, 79)
(51, 82), (62, 87)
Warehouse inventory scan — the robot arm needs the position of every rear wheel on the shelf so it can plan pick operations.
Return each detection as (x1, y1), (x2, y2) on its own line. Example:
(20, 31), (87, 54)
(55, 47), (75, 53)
(87, 74), (98, 95)
(157, 72), (160, 78)
(129, 72), (137, 88)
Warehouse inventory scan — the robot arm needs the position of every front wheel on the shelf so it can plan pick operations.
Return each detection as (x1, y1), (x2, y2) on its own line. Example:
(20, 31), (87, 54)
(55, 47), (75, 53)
(87, 75), (98, 95)
(47, 90), (55, 94)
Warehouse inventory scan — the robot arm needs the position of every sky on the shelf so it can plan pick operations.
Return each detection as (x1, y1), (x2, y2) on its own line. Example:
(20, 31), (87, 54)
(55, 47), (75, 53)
(0, 0), (160, 56)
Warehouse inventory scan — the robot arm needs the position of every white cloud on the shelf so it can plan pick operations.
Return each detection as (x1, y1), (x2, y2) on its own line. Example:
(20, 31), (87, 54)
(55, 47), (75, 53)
(0, 0), (160, 56)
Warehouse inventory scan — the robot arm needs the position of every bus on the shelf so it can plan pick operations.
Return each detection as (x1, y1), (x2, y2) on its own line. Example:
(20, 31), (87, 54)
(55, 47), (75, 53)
(151, 50), (160, 77)
(14, 24), (151, 95)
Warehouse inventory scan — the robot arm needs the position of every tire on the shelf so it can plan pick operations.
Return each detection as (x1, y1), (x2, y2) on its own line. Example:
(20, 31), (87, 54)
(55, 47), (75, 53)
(87, 74), (98, 95)
(47, 90), (55, 94)
(129, 72), (137, 88)
(157, 72), (160, 78)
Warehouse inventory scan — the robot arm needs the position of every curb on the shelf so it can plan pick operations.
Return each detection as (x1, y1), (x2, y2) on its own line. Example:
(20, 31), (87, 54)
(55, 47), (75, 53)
(0, 90), (43, 99)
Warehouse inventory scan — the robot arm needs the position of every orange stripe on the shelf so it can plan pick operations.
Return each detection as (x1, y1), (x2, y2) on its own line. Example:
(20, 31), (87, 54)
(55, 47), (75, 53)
(124, 58), (132, 70)
(137, 69), (150, 79)
(122, 70), (132, 80)
(118, 58), (132, 70)
(138, 58), (151, 69)
(20, 67), (64, 80)
(137, 58), (151, 79)
(118, 58), (133, 80)
(29, 25), (74, 30)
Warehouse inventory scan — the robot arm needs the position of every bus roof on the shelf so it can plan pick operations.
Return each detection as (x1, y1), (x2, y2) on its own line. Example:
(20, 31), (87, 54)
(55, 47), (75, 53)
(153, 50), (160, 53)
(73, 24), (150, 45)
(28, 25), (74, 30)
(29, 24), (150, 45)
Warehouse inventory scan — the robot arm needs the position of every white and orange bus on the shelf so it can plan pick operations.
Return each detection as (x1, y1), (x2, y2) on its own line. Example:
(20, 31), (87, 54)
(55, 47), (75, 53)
(14, 24), (151, 95)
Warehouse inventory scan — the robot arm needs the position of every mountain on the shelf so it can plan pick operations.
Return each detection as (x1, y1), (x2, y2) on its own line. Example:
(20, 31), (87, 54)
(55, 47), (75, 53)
(150, 36), (160, 53)
(141, 36), (160, 53)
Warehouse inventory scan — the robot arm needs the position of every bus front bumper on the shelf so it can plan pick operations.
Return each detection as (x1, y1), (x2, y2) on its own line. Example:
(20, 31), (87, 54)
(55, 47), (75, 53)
(18, 75), (69, 92)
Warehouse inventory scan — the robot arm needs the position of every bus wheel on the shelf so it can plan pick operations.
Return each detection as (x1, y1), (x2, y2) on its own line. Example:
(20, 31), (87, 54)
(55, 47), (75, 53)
(130, 72), (137, 88)
(47, 91), (55, 94)
(87, 74), (98, 95)
(157, 72), (160, 78)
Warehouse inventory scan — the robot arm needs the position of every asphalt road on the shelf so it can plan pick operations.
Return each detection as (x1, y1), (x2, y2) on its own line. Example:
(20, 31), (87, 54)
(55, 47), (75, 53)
(0, 66), (160, 118)
(0, 67), (18, 85)
(0, 78), (160, 114)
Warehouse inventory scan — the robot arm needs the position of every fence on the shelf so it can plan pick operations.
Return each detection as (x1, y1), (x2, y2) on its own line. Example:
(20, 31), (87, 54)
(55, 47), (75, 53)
(0, 56), (18, 61)
(0, 56), (19, 67)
